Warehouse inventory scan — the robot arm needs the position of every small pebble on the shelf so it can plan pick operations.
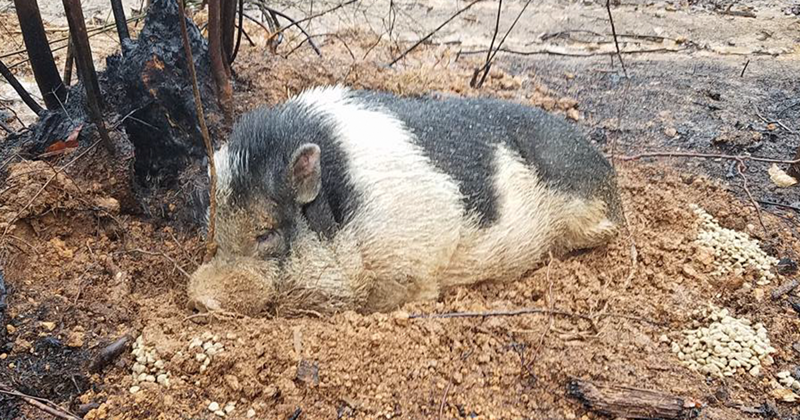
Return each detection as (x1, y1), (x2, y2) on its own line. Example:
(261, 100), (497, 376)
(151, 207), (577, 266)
(208, 402), (220, 412)
(129, 386), (140, 394)
(247, 409), (256, 418)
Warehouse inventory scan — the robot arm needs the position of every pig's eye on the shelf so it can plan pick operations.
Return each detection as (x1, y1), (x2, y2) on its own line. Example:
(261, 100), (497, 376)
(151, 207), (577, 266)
(256, 231), (277, 244)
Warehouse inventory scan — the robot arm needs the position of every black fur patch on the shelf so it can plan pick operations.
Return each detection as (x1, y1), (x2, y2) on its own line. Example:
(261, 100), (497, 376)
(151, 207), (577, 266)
(223, 100), (359, 240)
(353, 90), (617, 226)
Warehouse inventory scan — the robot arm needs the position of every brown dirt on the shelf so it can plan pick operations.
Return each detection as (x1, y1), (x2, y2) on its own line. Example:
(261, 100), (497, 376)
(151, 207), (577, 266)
(2, 18), (800, 420)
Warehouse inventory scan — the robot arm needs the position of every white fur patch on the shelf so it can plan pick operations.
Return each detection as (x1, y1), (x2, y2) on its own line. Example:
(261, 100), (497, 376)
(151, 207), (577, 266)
(296, 85), (468, 303)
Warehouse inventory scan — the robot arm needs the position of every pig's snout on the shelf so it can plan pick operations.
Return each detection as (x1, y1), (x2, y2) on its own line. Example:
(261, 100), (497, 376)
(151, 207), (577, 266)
(187, 258), (279, 317)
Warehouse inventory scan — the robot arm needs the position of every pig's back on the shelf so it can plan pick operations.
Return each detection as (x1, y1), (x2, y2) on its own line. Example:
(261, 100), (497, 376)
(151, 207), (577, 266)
(352, 90), (620, 226)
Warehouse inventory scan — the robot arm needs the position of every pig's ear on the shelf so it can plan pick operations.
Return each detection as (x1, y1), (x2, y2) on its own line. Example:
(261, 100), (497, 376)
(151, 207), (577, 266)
(289, 143), (322, 204)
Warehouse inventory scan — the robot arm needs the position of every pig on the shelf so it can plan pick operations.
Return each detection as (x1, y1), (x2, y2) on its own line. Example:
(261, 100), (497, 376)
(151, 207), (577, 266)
(188, 85), (623, 317)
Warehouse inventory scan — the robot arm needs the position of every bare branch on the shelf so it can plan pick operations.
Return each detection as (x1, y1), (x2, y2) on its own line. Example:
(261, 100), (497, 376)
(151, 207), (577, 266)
(389, 0), (486, 67)
(177, 0), (218, 262)
(0, 58), (44, 115)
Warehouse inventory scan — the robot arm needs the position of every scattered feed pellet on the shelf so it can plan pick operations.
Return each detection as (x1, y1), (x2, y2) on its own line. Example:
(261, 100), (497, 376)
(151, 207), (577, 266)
(691, 204), (779, 285)
(188, 332), (225, 373)
(671, 307), (776, 377)
(130, 335), (171, 393)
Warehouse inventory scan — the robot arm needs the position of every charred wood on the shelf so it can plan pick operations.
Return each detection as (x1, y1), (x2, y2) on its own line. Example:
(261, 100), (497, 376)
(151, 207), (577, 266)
(13, 0), (67, 110)
(567, 379), (702, 420)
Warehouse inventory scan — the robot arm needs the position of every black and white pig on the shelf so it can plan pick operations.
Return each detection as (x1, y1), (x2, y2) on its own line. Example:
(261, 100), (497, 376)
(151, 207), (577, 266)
(188, 85), (623, 316)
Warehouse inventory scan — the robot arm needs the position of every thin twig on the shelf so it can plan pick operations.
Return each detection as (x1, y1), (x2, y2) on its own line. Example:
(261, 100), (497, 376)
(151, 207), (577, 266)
(0, 384), (82, 420)
(471, 0), (502, 88)
(618, 151), (800, 165)
(735, 161), (768, 237)
(605, 0), (627, 77)
(740, 59), (750, 77)
(178, 0), (218, 262)
(472, 0), (533, 87)
(457, 46), (688, 58)
(267, 0), (357, 40)
(389, 0), (486, 66)
(438, 382), (453, 420)
(129, 248), (192, 280)
(758, 200), (800, 212)
(258, 7), (321, 56)
(2, 139), (101, 236)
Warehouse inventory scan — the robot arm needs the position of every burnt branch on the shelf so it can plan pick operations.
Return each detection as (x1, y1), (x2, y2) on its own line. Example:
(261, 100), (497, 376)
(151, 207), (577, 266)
(63, 37), (75, 86)
(471, 0), (502, 88)
(221, 0), (237, 64)
(110, 0), (132, 48)
(230, 0), (244, 62)
(0, 58), (44, 115)
(567, 379), (701, 419)
(13, 0), (67, 110)
(207, 0), (233, 124)
(62, 0), (115, 154)
(258, 7), (321, 56)
(178, 0), (219, 261)
(471, 0), (533, 87)
(605, 0), (628, 77)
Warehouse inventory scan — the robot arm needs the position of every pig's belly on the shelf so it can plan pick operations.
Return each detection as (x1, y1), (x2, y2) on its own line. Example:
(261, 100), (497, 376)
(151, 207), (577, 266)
(343, 143), (585, 299)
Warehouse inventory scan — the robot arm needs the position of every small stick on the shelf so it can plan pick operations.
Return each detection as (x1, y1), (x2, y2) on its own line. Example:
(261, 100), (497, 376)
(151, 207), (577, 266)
(758, 200), (800, 212)
(0, 58), (44, 115)
(178, 0), (218, 262)
(740, 59), (750, 77)
(89, 335), (131, 372)
(619, 151), (800, 165)
(389, 0), (486, 66)
(0, 384), (82, 420)
(437, 382), (453, 420)
(605, 0), (628, 77)
(410, 307), (593, 321)
(288, 408), (302, 420)
(771, 279), (799, 300)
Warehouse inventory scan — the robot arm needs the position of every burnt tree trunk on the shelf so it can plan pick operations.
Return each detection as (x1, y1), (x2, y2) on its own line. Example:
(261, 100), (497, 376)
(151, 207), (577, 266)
(13, 0), (67, 110)
(1, 0), (227, 226)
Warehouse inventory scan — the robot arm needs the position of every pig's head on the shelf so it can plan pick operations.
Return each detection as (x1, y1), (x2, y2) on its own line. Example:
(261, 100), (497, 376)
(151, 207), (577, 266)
(187, 107), (325, 317)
